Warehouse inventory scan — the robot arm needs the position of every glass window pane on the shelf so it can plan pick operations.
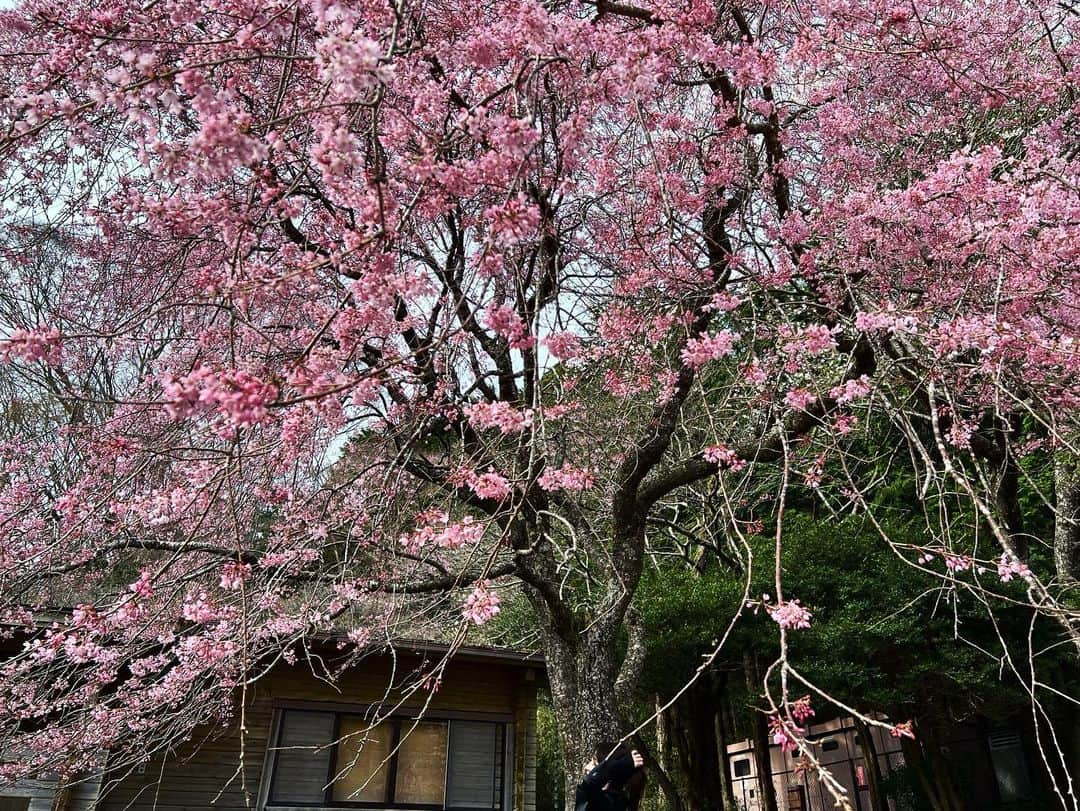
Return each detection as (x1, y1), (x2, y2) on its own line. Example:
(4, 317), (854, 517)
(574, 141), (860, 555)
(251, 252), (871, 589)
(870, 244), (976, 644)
(447, 721), (503, 809)
(395, 721), (449, 805)
(270, 710), (335, 804)
(332, 717), (392, 803)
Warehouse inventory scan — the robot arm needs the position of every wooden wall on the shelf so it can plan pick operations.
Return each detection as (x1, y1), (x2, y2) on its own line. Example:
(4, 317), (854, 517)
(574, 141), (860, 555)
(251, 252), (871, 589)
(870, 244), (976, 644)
(93, 653), (539, 811)
(0, 773), (102, 811)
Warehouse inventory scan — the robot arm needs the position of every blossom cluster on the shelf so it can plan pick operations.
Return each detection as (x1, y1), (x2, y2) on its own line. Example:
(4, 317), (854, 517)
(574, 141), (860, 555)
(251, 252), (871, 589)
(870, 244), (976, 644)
(462, 582), (501, 626)
(791, 695), (815, 724)
(680, 330), (738, 368)
(769, 715), (804, 754)
(464, 401), (534, 433)
(483, 304), (535, 349)
(768, 598), (813, 630)
(1, 327), (63, 366)
(537, 464), (595, 492)
(703, 444), (746, 472)
(400, 512), (486, 552)
(161, 367), (278, 430)
(828, 376), (872, 404)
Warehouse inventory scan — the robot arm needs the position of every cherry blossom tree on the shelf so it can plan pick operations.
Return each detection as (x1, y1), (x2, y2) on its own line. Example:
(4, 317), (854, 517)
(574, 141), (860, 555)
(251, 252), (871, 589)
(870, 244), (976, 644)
(0, 0), (1078, 807)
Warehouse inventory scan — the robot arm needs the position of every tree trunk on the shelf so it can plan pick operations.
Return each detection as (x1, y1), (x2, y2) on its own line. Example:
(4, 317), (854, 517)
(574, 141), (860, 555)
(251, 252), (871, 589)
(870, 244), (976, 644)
(50, 776), (71, 811)
(854, 718), (888, 811)
(716, 672), (737, 811)
(1054, 450), (1080, 583)
(634, 731), (687, 811)
(668, 674), (726, 811)
(656, 694), (669, 773)
(744, 651), (779, 811)
(899, 725), (964, 811)
(540, 623), (626, 811)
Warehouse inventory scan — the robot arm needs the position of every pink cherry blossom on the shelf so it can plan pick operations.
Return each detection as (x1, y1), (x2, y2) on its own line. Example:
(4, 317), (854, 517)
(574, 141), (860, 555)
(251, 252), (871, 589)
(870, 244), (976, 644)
(784, 389), (817, 411)
(781, 324), (837, 357)
(829, 376), (872, 404)
(791, 696), (815, 724)
(997, 553), (1033, 583)
(537, 464), (595, 492)
(543, 331), (582, 360)
(484, 195), (540, 248)
(219, 562), (252, 590)
(483, 304), (534, 349)
(465, 469), (513, 502)
(890, 721), (916, 740)
(400, 514), (486, 552)
(462, 582), (501, 626)
(464, 401), (534, 433)
(769, 715), (803, 754)
(1, 327), (63, 366)
(703, 444), (746, 472)
(161, 367), (277, 429)
(769, 599), (813, 630)
(181, 592), (222, 625)
(680, 330), (738, 368)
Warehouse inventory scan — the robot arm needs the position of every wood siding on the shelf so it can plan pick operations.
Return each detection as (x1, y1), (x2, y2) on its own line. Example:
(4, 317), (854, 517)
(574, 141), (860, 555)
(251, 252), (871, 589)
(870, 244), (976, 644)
(95, 654), (540, 811)
(0, 773), (102, 811)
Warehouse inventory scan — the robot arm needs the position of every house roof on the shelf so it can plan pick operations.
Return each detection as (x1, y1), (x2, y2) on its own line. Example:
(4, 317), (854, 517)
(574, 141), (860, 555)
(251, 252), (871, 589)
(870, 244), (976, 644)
(307, 633), (545, 670)
(2, 607), (547, 673)
(386, 637), (545, 668)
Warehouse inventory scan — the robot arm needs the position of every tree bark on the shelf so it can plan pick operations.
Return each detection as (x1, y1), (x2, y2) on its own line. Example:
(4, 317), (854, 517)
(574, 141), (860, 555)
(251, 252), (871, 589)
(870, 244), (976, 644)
(656, 694), (669, 773)
(744, 651), (779, 811)
(668, 674), (726, 811)
(854, 718), (888, 811)
(537, 619), (625, 811)
(899, 724), (964, 811)
(715, 671), (738, 811)
(1054, 450), (1080, 583)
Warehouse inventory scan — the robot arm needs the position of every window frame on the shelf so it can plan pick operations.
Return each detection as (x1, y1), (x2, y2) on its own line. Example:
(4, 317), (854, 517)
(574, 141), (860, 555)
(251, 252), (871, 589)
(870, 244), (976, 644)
(262, 704), (513, 811)
(819, 737), (841, 753)
(732, 757), (751, 778)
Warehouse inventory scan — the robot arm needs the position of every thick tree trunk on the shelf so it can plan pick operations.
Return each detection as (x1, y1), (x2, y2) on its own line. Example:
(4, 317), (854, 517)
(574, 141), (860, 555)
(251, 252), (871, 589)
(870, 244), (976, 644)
(744, 651), (779, 811)
(516, 503), (651, 810)
(540, 623), (625, 811)
(49, 776), (70, 811)
(854, 718), (887, 811)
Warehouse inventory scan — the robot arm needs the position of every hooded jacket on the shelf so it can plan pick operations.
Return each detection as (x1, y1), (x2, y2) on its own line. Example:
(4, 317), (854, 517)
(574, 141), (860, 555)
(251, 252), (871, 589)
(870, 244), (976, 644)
(573, 753), (639, 811)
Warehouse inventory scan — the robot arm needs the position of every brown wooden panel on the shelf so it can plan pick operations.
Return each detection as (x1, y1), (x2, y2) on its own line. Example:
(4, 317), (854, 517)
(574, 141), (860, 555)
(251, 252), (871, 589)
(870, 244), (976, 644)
(394, 721), (448, 805)
(332, 717), (391, 803)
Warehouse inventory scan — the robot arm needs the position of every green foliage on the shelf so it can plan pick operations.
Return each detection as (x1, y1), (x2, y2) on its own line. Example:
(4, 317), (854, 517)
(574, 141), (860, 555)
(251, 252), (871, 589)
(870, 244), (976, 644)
(637, 511), (1071, 725)
(535, 692), (566, 811)
(773, 513), (1036, 721)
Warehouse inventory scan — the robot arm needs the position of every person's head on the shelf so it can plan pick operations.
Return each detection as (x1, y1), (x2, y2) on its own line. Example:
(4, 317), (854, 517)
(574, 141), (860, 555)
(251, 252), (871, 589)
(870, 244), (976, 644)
(592, 740), (623, 765)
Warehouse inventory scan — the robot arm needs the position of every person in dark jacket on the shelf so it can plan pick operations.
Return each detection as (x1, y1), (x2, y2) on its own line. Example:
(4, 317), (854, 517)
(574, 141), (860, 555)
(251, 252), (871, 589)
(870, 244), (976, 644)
(574, 742), (646, 811)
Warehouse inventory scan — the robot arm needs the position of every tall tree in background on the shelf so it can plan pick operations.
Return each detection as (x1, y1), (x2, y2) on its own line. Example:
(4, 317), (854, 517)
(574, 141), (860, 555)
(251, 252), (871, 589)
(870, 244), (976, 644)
(0, 0), (1077, 807)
